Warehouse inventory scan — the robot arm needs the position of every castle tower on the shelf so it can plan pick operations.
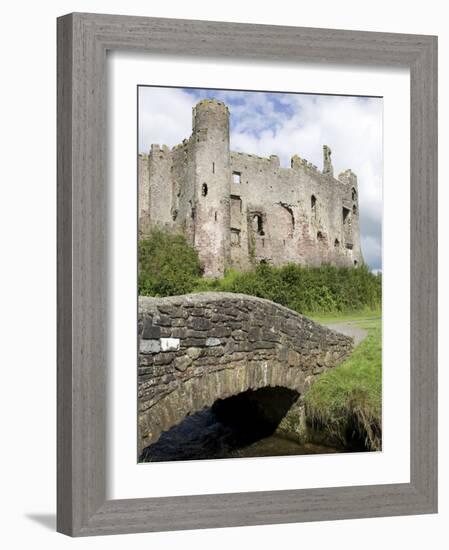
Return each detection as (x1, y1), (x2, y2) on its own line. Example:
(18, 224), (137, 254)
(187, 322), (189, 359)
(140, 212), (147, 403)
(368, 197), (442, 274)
(147, 144), (172, 229)
(338, 169), (364, 266)
(191, 100), (231, 277)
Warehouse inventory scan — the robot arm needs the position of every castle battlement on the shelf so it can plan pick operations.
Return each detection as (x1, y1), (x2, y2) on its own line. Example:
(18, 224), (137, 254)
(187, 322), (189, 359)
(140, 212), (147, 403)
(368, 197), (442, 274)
(194, 98), (229, 110)
(139, 99), (363, 277)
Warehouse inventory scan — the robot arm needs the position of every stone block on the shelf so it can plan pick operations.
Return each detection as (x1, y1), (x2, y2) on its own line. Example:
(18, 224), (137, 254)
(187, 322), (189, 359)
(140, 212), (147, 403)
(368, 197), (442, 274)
(210, 326), (232, 338)
(174, 356), (192, 372)
(187, 317), (211, 331)
(154, 352), (175, 365)
(186, 347), (202, 360)
(157, 315), (172, 327)
(142, 320), (161, 340)
(183, 338), (206, 347)
(171, 327), (187, 339)
(248, 326), (260, 342)
(139, 339), (161, 354)
(160, 337), (180, 351)
(206, 337), (222, 347)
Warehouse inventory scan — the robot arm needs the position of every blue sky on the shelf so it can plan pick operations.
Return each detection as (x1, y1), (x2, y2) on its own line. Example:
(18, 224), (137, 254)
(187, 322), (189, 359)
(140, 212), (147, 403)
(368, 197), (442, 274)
(139, 86), (383, 271)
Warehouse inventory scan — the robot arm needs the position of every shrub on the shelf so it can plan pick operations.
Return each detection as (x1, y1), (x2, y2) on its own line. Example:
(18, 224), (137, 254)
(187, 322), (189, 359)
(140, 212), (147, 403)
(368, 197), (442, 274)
(138, 229), (202, 296)
(195, 263), (381, 315)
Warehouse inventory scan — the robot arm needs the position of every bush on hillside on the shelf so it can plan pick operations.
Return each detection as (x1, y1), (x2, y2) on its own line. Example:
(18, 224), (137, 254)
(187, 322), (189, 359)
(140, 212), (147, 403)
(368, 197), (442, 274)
(138, 229), (202, 296)
(196, 262), (381, 314)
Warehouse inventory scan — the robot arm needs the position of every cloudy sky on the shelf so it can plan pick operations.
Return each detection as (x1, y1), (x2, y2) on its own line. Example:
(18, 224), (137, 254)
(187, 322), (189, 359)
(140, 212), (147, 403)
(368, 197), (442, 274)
(138, 86), (383, 271)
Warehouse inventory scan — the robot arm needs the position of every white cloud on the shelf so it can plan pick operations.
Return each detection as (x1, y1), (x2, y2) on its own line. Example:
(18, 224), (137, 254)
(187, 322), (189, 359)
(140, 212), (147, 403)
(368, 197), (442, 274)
(138, 87), (196, 151)
(138, 87), (383, 269)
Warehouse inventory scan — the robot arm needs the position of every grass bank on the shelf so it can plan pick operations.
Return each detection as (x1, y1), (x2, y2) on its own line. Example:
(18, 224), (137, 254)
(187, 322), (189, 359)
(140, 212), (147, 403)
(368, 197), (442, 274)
(304, 315), (382, 451)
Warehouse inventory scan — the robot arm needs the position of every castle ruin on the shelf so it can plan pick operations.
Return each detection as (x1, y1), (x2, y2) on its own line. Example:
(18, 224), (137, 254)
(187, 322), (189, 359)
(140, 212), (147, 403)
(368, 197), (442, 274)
(138, 99), (363, 278)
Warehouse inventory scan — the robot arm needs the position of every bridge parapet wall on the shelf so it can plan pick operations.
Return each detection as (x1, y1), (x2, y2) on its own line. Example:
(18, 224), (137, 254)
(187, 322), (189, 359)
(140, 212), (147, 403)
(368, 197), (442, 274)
(138, 292), (353, 453)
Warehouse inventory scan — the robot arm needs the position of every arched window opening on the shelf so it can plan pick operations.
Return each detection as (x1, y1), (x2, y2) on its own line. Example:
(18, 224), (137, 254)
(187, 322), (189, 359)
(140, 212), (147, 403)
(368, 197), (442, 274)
(334, 238), (340, 248)
(352, 204), (357, 215)
(354, 260), (358, 267)
(351, 187), (357, 201)
(202, 183), (208, 197)
(278, 202), (295, 238)
(317, 231), (325, 242)
(311, 194), (317, 217)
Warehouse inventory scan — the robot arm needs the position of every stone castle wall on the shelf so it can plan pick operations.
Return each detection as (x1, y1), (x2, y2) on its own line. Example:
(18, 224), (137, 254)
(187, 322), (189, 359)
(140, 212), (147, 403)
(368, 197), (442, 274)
(138, 98), (364, 277)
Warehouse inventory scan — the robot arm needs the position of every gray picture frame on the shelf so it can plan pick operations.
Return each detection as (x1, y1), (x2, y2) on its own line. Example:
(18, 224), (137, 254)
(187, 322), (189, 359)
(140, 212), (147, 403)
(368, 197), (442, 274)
(57, 12), (438, 536)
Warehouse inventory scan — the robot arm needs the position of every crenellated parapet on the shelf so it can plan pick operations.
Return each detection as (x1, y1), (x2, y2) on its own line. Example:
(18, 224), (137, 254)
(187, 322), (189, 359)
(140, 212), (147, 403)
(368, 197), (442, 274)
(149, 143), (170, 156)
(290, 154), (321, 175)
(338, 169), (358, 187)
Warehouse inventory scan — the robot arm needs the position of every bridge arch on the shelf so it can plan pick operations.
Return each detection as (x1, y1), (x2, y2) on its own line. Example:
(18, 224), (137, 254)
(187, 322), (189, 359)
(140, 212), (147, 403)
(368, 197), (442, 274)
(138, 292), (353, 454)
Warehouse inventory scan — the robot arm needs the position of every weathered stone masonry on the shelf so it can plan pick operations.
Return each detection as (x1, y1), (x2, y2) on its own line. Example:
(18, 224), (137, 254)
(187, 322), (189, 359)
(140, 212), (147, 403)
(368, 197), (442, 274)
(139, 98), (364, 277)
(138, 292), (353, 454)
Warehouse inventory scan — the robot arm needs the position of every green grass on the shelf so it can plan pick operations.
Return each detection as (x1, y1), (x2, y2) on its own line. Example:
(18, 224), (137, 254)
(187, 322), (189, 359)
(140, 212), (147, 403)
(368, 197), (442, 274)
(307, 309), (381, 325)
(304, 315), (382, 451)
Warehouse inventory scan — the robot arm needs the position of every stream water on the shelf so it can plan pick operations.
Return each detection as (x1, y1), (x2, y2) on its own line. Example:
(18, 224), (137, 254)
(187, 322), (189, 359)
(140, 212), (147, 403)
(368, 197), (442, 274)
(140, 401), (341, 463)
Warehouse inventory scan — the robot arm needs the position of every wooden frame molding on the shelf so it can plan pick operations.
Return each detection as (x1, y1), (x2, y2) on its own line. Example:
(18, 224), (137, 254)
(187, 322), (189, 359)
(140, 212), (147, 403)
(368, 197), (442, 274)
(57, 12), (437, 536)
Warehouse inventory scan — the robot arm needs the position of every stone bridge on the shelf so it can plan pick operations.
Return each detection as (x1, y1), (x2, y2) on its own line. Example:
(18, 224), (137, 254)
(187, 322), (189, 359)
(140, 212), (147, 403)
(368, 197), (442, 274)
(138, 292), (353, 455)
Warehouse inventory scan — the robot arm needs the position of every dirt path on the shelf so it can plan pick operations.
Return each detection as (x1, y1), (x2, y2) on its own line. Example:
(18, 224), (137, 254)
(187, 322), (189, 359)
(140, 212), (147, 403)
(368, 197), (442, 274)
(324, 322), (368, 347)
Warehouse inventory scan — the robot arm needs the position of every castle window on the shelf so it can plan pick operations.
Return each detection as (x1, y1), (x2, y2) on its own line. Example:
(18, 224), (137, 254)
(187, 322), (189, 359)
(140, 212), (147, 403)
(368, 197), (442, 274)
(233, 172), (241, 184)
(352, 187), (357, 201)
(253, 214), (264, 236)
(317, 231), (325, 242)
(334, 238), (340, 248)
(214, 211), (217, 222)
(342, 206), (350, 225)
(278, 202), (295, 238)
(353, 204), (357, 215)
(231, 194), (242, 212)
(354, 260), (358, 267)
(230, 228), (241, 247)
(212, 162), (215, 174)
(311, 195), (317, 218)
(202, 183), (208, 197)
